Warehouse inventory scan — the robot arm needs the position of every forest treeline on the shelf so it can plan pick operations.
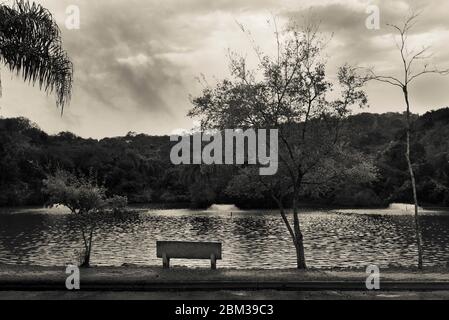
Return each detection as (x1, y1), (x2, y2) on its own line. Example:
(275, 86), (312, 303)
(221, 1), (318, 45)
(1, 107), (449, 209)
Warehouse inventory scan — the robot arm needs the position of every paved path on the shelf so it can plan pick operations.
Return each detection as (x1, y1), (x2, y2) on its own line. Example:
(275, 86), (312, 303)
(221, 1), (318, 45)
(1, 264), (448, 292)
(1, 290), (449, 300)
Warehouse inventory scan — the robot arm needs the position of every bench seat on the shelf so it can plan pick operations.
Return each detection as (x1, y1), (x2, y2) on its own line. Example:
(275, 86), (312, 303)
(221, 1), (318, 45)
(156, 241), (222, 269)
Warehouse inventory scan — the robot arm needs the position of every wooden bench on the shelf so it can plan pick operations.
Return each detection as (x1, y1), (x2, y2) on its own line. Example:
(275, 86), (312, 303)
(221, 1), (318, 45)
(156, 241), (222, 270)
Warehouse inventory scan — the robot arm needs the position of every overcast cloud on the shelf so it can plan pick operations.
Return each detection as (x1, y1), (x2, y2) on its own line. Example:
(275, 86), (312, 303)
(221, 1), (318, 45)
(0, 0), (448, 138)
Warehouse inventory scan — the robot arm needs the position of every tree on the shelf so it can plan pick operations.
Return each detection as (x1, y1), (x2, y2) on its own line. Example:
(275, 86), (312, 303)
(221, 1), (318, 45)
(43, 169), (106, 267)
(43, 169), (129, 267)
(189, 20), (376, 269)
(0, 0), (73, 110)
(369, 13), (449, 269)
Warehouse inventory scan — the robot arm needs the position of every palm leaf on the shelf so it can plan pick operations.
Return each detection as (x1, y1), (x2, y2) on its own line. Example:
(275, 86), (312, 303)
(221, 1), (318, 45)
(0, 0), (73, 111)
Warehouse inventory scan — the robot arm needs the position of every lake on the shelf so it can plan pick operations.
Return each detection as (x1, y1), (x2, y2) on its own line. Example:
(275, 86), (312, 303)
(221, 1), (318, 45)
(0, 205), (448, 269)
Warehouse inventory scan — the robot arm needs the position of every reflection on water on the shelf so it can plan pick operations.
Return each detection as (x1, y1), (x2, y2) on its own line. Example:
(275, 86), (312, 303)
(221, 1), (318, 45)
(207, 204), (240, 212)
(0, 208), (449, 269)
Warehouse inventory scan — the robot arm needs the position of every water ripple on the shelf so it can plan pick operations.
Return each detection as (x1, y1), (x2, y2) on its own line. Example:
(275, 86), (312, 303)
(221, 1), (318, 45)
(0, 209), (448, 269)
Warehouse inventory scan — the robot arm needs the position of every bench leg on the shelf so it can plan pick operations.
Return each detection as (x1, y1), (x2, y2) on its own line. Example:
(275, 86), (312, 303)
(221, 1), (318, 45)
(210, 254), (216, 270)
(163, 253), (170, 269)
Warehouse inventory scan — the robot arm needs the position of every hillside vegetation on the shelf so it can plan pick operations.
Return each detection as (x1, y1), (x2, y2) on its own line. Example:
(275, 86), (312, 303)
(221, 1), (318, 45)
(1, 108), (448, 208)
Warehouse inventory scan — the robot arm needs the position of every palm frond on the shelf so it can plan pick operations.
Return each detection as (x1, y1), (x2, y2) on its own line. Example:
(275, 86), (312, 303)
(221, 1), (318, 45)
(0, 0), (73, 111)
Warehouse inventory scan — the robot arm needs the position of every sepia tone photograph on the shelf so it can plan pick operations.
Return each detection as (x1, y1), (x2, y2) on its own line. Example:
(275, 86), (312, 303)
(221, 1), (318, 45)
(0, 0), (449, 311)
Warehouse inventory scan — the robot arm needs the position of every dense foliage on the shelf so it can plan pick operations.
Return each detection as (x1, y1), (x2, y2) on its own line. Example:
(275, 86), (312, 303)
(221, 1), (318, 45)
(43, 169), (128, 214)
(1, 108), (449, 208)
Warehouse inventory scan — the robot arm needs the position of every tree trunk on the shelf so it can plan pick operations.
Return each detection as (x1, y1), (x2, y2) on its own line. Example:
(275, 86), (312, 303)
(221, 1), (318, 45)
(294, 231), (307, 269)
(80, 249), (90, 268)
(273, 193), (307, 269)
(292, 194), (307, 269)
(405, 130), (423, 269)
(403, 87), (424, 269)
(80, 227), (94, 268)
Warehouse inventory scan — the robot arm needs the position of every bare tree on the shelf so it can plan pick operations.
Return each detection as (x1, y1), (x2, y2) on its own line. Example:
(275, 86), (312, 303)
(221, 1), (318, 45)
(369, 13), (449, 269)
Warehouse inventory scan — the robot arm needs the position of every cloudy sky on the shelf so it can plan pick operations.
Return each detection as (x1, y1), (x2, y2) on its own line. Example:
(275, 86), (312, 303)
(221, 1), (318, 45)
(1, 0), (448, 138)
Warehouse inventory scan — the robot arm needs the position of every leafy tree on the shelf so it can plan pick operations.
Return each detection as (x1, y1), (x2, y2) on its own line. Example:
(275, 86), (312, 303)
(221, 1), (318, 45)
(0, 0), (73, 109)
(43, 169), (128, 267)
(43, 169), (106, 267)
(189, 21), (376, 268)
(43, 169), (106, 215)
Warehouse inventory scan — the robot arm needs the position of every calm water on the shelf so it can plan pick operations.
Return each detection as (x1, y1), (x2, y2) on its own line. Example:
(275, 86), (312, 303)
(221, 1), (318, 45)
(0, 205), (448, 269)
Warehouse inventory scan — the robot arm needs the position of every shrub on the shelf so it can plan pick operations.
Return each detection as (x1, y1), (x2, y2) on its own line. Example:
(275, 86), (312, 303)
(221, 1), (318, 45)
(105, 195), (128, 214)
(43, 169), (106, 215)
(42, 169), (128, 267)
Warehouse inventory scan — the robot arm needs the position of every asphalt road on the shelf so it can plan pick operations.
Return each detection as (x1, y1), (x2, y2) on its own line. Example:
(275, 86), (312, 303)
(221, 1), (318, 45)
(1, 290), (449, 300)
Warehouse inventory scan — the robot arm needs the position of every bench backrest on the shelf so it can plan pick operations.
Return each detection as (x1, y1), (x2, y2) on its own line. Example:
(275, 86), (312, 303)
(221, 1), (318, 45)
(157, 241), (222, 259)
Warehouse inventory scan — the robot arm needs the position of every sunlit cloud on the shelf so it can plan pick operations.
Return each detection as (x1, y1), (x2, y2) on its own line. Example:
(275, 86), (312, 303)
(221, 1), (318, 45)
(0, 0), (448, 138)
